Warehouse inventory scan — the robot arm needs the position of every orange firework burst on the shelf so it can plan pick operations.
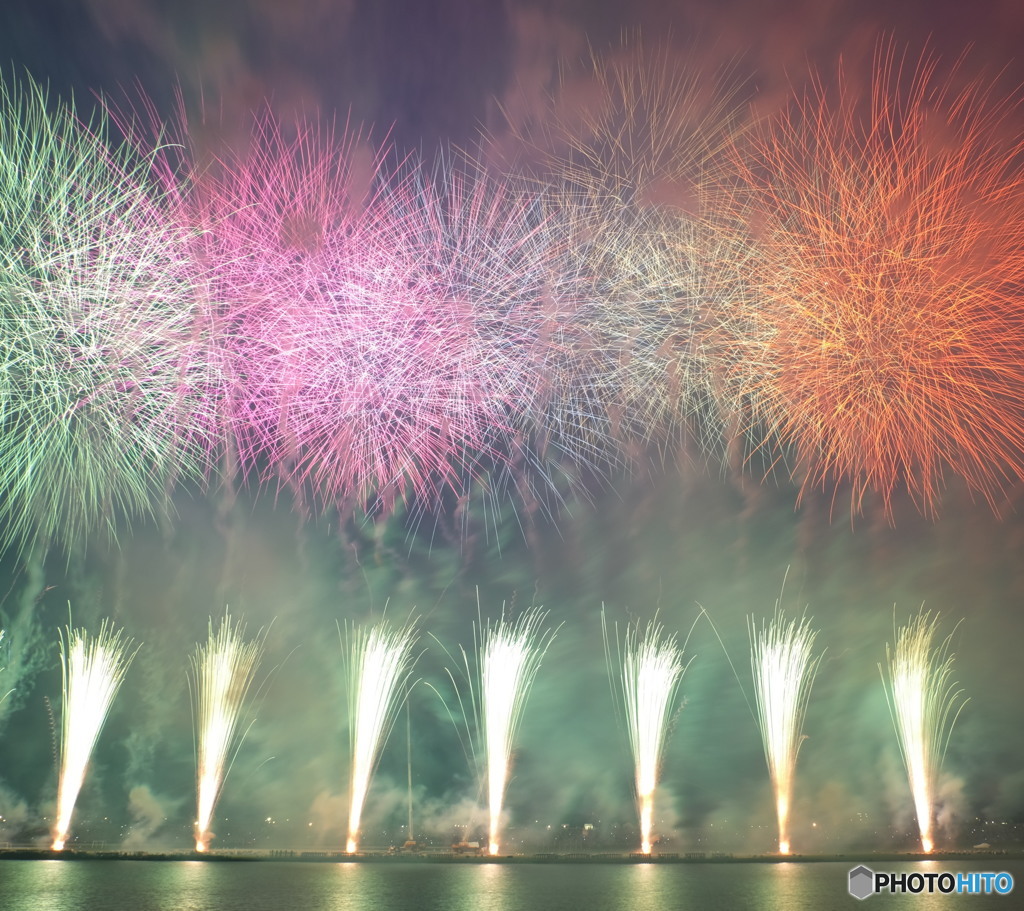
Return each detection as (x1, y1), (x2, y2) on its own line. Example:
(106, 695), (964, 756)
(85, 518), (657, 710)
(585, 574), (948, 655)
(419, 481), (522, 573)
(710, 43), (1024, 516)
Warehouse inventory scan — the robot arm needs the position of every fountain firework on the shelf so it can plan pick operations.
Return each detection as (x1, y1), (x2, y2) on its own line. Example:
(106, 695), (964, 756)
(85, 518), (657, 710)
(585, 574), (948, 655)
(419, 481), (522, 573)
(881, 610), (967, 853)
(748, 610), (822, 854)
(52, 619), (138, 851)
(455, 606), (558, 856)
(603, 612), (691, 854)
(189, 613), (268, 852)
(341, 618), (419, 853)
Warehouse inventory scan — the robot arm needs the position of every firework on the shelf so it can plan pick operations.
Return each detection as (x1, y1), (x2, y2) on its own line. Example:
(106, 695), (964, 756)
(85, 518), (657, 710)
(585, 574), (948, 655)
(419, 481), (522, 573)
(496, 36), (747, 210)
(341, 617), (419, 853)
(708, 43), (1024, 515)
(196, 112), (509, 516)
(452, 606), (558, 856)
(603, 612), (690, 854)
(748, 610), (822, 854)
(0, 76), (217, 555)
(545, 202), (754, 467)
(881, 609), (967, 853)
(52, 619), (138, 851)
(189, 612), (268, 852)
(0, 629), (9, 707)
(387, 156), (620, 527)
(487, 37), (753, 476)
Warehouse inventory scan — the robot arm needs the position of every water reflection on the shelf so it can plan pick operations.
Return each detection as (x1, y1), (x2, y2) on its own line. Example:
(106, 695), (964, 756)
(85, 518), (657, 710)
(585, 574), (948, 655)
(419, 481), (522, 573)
(761, 862), (815, 911)
(1, 858), (1021, 911)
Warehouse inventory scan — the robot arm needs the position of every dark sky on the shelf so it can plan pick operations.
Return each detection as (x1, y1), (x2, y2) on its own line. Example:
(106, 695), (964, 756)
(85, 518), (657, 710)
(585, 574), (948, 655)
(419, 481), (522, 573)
(4, 0), (1023, 150)
(1, 0), (1023, 854)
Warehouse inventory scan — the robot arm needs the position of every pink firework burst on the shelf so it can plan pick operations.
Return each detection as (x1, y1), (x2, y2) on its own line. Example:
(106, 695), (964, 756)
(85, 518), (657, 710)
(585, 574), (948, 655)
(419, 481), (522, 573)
(191, 110), (564, 516)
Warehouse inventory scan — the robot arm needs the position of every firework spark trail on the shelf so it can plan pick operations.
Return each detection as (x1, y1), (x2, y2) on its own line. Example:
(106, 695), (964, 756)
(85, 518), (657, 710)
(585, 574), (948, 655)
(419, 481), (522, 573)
(749, 611), (822, 854)
(189, 613), (268, 852)
(0, 76), (217, 555)
(342, 618), (419, 853)
(0, 629), (10, 707)
(52, 620), (138, 851)
(603, 613), (690, 854)
(708, 42), (1024, 516)
(881, 609), (967, 853)
(454, 606), (558, 856)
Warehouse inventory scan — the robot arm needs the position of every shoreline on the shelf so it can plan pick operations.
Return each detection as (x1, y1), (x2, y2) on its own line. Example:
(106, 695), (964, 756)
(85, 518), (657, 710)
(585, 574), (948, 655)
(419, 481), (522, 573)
(2, 848), (1022, 865)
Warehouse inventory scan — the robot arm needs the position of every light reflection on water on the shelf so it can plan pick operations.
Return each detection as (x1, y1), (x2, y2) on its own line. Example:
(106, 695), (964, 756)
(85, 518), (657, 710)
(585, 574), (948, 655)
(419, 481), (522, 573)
(0, 859), (1020, 911)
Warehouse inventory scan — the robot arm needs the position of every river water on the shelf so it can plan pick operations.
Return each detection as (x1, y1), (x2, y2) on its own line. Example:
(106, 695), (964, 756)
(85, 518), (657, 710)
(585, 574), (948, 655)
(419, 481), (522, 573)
(0, 858), (1020, 911)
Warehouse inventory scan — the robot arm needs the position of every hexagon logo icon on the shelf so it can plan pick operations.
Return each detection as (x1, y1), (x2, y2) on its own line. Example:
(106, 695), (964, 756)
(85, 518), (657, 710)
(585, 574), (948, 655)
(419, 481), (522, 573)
(848, 865), (874, 900)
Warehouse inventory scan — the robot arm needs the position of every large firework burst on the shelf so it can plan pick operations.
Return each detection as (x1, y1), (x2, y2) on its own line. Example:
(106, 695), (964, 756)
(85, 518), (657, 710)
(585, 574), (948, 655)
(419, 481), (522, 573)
(709, 44), (1024, 515)
(188, 110), (543, 517)
(168, 110), (390, 503)
(0, 77), (217, 554)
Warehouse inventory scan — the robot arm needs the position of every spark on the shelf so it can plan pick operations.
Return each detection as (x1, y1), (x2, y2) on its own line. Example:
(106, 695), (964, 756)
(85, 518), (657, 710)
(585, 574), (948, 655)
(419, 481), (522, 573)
(52, 619), (138, 851)
(881, 609), (967, 854)
(341, 617), (419, 853)
(749, 610), (822, 854)
(189, 612), (268, 853)
(603, 612), (690, 854)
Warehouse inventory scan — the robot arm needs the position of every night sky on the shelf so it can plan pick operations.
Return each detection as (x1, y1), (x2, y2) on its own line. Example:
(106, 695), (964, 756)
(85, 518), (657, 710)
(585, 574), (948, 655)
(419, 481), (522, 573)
(1, 0), (1024, 856)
